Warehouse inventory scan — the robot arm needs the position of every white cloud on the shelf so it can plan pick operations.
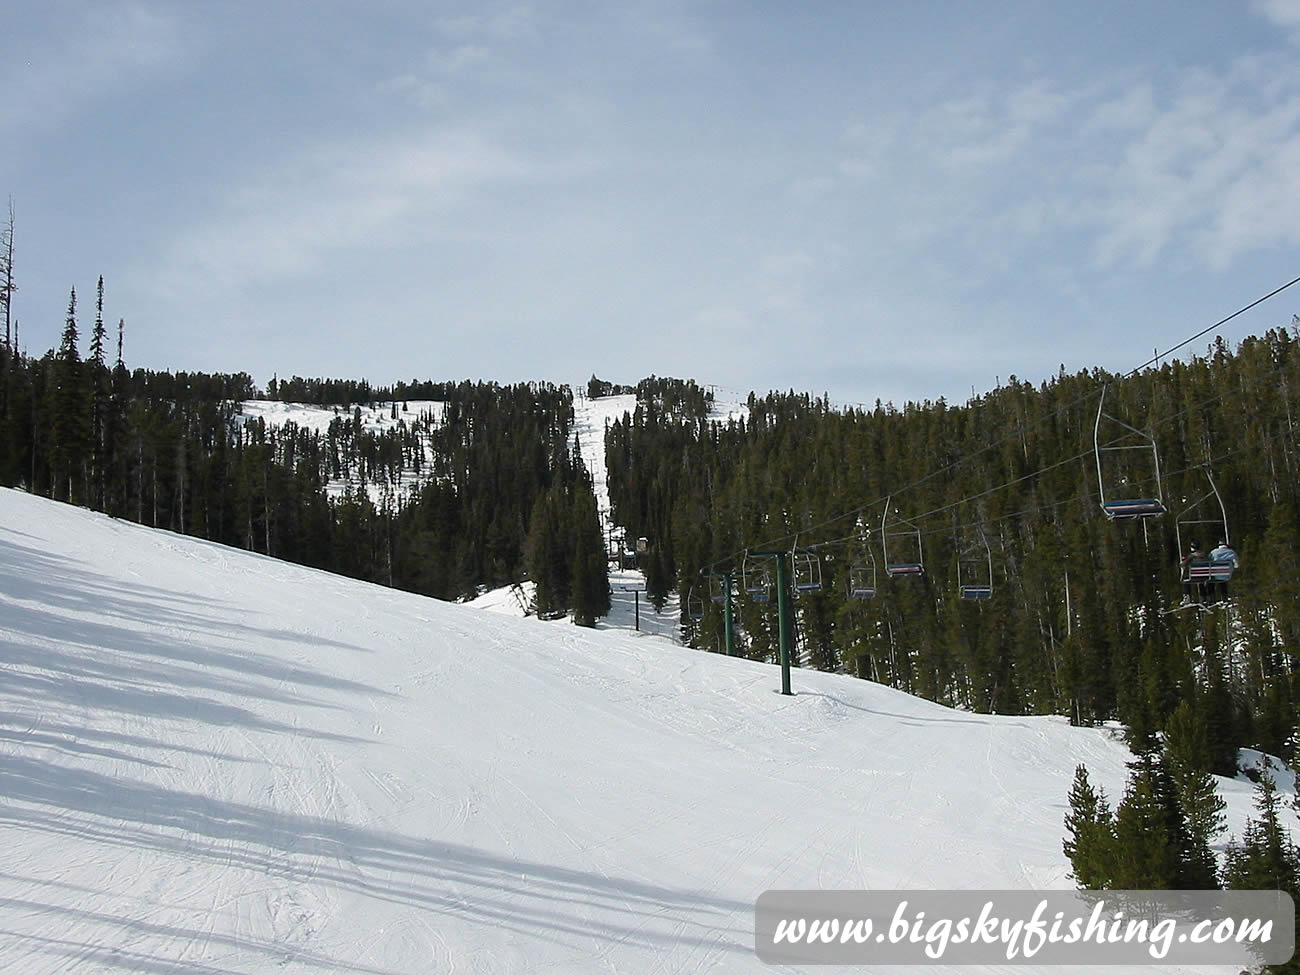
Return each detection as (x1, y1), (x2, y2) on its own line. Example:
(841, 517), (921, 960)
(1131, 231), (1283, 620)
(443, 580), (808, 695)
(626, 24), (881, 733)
(381, 5), (537, 109)
(436, 5), (536, 42)
(1083, 84), (1157, 132)
(1254, 0), (1300, 34)
(428, 44), (493, 73)
(147, 128), (554, 300)
(1086, 60), (1300, 268)
(1205, 126), (1300, 268)
(854, 81), (1075, 175)
(1006, 79), (1076, 126)
(756, 251), (820, 316)
(378, 74), (448, 109)
(822, 60), (1300, 274)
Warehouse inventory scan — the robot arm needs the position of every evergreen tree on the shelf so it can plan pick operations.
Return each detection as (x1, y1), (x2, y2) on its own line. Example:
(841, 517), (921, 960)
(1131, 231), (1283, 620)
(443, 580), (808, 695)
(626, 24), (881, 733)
(569, 479), (610, 627)
(1201, 641), (1242, 777)
(1112, 760), (1180, 889)
(89, 277), (107, 366)
(1164, 700), (1227, 888)
(1258, 501), (1300, 653)
(525, 486), (568, 618)
(1063, 764), (1117, 889)
(1221, 774), (1300, 974)
(1223, 774), (1300, 894)
(51, 287), (89, 502)
(88, 277), (110, 507)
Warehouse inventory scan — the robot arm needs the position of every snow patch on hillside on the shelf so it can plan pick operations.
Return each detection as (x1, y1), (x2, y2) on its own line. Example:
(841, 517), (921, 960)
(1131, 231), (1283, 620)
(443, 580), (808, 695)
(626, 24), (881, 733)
(240, 399), (445, 437)
(238, 399), (445, 503)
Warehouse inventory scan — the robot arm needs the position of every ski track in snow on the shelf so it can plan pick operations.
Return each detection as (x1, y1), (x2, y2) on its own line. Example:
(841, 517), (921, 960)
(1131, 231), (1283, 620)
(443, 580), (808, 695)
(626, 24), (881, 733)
(0, 468), (1289, 974)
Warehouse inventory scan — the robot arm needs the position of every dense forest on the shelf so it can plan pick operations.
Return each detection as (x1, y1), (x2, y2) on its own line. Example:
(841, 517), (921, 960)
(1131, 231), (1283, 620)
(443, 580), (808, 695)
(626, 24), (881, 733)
(604, 326), (1300, 766)
(0, 280), (610, 625)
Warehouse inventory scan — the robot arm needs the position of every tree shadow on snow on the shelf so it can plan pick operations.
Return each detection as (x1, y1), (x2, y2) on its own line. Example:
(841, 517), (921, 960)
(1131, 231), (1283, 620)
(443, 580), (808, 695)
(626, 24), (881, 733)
(0, 536), (378, 658)
(0, 535), (395, 758)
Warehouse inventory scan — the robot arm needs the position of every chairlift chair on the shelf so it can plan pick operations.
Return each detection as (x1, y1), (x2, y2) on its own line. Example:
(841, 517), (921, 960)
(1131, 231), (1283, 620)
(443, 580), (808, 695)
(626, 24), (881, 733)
(1176, 467), (1237, 588)
(847, 547), (878, 600)
(706, 571), (729, 606)
(957, 529), (993, 601)
(742, 553), (773, 603)
(1094, 384), (1167, 519)
(881, 497), (925, 578)
(686, 586), (706, 622)
(791, 547), (823, 595)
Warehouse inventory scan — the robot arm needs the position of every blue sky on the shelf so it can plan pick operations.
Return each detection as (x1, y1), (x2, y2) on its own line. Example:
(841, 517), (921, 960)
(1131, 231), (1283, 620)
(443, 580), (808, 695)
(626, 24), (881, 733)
(5, 1), (1300, 408)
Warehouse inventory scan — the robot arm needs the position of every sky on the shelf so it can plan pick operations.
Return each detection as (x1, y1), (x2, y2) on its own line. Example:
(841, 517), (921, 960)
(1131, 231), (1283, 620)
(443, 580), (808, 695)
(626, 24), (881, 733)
(4, 0), (1300, 409)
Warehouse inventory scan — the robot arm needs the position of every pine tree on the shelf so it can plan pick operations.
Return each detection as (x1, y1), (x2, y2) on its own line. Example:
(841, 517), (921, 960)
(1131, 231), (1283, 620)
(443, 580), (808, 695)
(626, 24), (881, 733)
(1164, 701), (1227, 888)
(1201, 642), (1241, 777)
(87, 276), (110, 508)
(1063, 764), (1117, 889)
(569, 479), (610, 626)
(89, 277), (107, 366)
(104, 318), (129, 515)
(1258, 501), (1300, 652)
(1223, 774), (1300, 894)
(525, 487), (566, 618)
(1112, 758), (1180, 889)
(51, 287), (89, 502)
(1221, 775), (1300, 973)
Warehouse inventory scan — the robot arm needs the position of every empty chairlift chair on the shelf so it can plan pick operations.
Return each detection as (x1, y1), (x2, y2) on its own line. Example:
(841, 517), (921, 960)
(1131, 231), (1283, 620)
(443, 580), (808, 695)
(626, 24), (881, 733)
(742, 554), (773, 603)
(847, 548), (878, 600)
(686, 585), (706, 622)
(957, 530), (993, 601)
(791, 547), (822, 595)
(881, 498), (925, 578)
(1094, 384), (1167, 520)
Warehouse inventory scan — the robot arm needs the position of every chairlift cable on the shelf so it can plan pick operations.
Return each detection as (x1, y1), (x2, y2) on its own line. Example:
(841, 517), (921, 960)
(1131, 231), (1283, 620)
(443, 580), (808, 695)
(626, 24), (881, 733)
(1125, 274), (1300, 377)
(700, 276), (1300, 573)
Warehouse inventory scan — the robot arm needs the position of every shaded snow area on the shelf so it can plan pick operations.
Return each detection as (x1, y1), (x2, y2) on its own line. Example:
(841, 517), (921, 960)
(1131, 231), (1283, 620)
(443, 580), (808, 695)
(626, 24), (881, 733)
(0, 487), (1284, 974)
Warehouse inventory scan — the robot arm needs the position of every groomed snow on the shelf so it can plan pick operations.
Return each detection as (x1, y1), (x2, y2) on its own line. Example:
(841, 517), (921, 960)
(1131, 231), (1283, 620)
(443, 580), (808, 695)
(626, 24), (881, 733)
(0, 488), (1283, 974)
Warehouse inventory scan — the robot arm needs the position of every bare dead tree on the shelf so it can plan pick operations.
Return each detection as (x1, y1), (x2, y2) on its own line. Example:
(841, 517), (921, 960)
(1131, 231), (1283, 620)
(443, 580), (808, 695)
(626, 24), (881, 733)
(1, 198), (15, 350)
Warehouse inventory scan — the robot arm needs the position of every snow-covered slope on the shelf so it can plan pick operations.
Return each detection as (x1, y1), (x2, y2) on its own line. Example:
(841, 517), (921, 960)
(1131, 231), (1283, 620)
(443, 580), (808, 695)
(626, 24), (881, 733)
(569, 392), (683, 639)
(570, 391), (636, 532)
(0, 490), (1278, 974)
